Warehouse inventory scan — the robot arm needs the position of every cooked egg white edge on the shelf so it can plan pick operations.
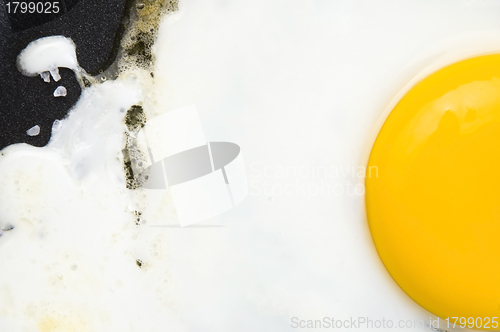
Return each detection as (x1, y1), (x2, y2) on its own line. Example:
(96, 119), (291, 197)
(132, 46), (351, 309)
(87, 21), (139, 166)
(1, 38), (185, 331)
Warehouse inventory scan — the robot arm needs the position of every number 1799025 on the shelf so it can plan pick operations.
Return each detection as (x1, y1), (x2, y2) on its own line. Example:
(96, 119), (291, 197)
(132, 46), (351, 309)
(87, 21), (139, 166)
(5, 2), (60, 14)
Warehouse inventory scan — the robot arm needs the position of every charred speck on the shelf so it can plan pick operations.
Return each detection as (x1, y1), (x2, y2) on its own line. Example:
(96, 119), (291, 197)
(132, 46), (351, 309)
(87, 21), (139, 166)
(125, 105), (146, 131)
(136, 259), (143, 268)
(133, 210), (142, 225)
(127, 39), (153, 63)
(123, 160), (135, 187)
(82, 77), (92, 88)
(2, 224), (14, 232)
(122, 133), (150, 190)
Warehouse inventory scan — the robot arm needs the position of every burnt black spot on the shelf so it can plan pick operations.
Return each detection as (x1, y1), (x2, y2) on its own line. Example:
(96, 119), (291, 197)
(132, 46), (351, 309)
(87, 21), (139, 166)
(82, 76), (92, 88)
(2, 224), (14, 231)
(124, 105), (145, 131)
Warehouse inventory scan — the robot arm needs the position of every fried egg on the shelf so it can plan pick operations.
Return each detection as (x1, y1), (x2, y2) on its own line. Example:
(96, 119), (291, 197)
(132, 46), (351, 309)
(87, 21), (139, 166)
(2, 1), (500, 331)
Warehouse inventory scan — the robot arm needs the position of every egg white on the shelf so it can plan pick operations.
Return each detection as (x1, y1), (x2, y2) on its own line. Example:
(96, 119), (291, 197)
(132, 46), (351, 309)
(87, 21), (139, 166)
(2, 1), (500, 331)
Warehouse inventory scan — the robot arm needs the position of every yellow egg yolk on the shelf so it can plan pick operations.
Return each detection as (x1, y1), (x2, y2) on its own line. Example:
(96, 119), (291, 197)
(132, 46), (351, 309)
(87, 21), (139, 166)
(366, 54), (500, 329)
